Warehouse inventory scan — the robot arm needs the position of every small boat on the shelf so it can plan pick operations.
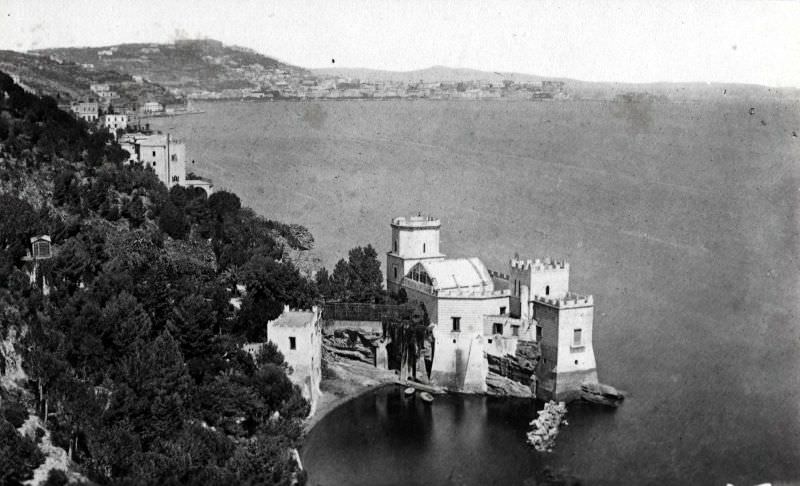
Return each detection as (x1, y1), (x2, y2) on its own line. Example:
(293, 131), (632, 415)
(419, 392), (434, 403)
(404, 387), (416, 397)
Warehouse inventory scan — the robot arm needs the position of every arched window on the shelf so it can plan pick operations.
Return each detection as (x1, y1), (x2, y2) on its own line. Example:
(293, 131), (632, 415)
(545, 285), (550, 296)
(423, 243), (426, 253)
(393, 240), (397, 252)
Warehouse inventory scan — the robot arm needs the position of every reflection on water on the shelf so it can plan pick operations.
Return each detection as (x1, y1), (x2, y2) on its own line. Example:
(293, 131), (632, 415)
(302, 387), (618, 486)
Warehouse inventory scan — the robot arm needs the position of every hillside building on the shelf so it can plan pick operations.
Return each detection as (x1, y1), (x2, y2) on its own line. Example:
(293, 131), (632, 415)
(119, 133), (186, 188)
(267, 306), (322, 416)
(70, 101), (99, 122)
(100, 114), (128, 135)
(387, 215), (598, 400)
(141, 101), (163, 113)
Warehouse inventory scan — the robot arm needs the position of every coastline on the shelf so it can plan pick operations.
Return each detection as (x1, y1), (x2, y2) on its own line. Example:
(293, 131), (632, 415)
(303, 359), (400, 433)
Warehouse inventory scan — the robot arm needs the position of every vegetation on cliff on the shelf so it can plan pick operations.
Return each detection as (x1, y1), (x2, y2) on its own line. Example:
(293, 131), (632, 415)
(0, 71), (317, 485)
(34, 39), (307, 97)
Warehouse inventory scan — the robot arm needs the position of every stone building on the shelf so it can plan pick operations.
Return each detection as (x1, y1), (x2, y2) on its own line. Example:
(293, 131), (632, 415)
(387, 215), (598, 400)
(70, 101), (99, 122)
(266, 306), (322, 416)
(100, 114), (128, 136)
(119, 133), (186, 188)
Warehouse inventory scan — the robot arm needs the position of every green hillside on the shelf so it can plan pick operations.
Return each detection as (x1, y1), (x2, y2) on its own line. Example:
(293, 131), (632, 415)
(0, 49), (176, 106)
(35, 39), (308, 96)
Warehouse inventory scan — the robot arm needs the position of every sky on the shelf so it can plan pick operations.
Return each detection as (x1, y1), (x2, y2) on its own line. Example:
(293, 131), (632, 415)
(1, 0), (799, 87)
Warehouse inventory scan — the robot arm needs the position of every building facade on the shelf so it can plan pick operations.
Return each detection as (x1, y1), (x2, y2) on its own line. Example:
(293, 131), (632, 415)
(100, 114), (128, 135)
(119, 133), (186, 188)
(387, 215), (598, 399)
(141, 101), (164, 113)
(71, 102), (99, 122)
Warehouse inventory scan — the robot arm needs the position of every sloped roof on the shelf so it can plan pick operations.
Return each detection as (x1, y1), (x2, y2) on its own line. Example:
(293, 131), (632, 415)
(415, 257), (494, 291)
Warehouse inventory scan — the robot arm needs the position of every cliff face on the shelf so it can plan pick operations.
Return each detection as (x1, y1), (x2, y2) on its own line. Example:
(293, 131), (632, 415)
(485, 340), (540, 397)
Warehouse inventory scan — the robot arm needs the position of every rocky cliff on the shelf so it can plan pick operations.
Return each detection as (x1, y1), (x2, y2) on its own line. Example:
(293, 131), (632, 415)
(486, 340), (540, 397)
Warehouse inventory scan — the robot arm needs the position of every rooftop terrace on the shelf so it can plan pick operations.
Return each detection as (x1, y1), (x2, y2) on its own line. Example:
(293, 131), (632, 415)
(391, 215), (441, 228)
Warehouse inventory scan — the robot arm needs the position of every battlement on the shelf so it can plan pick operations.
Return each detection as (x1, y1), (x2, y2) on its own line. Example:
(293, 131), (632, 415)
(488, 269), (510, 280)
(509, 256), (568, 272)
(438, 288), (511, 299)
(531, 293), (593, 308)
(391, 215), (441, 229)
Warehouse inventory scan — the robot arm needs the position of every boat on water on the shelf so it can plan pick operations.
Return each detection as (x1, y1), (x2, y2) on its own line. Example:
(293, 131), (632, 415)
(404, 387), (416, 397)
(419, 392), (434, 403)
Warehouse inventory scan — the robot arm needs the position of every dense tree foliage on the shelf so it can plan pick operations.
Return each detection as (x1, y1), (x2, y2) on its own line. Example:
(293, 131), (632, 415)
(317, 244), (387, 303)
(0, 72), (315, 485)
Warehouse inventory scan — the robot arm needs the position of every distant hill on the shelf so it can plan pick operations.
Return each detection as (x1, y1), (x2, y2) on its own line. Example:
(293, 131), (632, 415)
(315, 65), (800, 101)
(34, 39), (308, 96)
(0, 49), (174, 105)
(313, 65), (556, 83)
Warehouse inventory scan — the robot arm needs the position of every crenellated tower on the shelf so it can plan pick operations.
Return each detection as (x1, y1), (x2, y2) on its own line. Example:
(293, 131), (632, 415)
(508, 256), (570, 320)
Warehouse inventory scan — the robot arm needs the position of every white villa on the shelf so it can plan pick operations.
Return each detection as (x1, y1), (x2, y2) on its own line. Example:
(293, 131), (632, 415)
(387, 215), (598, 400)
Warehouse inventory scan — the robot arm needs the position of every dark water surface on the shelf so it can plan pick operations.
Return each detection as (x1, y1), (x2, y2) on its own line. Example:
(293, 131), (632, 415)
(152, 99), (800, 485)
(302, 387), (621, 486)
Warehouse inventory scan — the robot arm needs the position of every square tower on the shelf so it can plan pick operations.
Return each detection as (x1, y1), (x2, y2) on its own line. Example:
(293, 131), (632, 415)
(532, 294), (598, 401)
(386, 215), (445, 294)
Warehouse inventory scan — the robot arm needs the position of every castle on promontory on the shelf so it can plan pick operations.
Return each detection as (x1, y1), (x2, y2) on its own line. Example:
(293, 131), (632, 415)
(387, 215), (599, 400)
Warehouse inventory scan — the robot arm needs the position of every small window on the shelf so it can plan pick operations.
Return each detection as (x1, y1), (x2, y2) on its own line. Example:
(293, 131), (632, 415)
(152, 150), (156, 157)
(493, 323), (503, 335)
(393, 240), (397, 252)
(536, 326), (543, 341)
(512, 325), (519, 337)
(393, 266), (398, 279)
(289, 336), (297, 350)
(423, 243), (426, 253)
(451, 317), (461, 332)
(152, 161), (156, 167)
(499, 306), (506, 315)
(545, 285), (550, 296)
(573, 329), (582, 346)
(171, 154), (177, 161)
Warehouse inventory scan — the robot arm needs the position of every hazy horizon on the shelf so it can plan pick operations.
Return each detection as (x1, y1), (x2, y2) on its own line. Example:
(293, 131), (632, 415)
(2, 0), (799, 88)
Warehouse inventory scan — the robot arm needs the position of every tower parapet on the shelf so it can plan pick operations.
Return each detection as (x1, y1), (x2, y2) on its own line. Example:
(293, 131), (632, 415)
(391, 215), (441, 229)
(531, 293), (593, 308)
(509, 257), (568, 272)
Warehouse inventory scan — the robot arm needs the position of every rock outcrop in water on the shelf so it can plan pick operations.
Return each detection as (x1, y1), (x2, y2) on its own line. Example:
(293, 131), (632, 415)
(486, 340), (540, 397)
(527, 400), (568, 452)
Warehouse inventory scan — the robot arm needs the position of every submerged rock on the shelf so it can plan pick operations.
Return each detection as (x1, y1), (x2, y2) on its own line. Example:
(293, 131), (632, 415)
(580, 382), (625, 407)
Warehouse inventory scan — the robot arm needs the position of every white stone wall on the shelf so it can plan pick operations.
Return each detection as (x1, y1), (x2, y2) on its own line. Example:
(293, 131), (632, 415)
(392, 226), (441, 259)
(267, 310), (322, 416)
(554, 305), (596, 374)
(436, 295), (510, 334)
(430, 329), (487, 393)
